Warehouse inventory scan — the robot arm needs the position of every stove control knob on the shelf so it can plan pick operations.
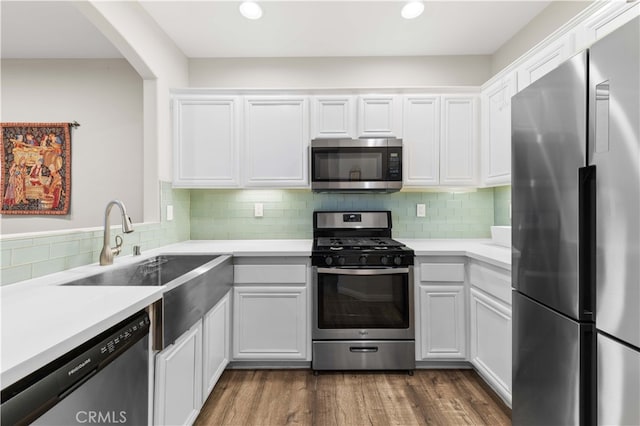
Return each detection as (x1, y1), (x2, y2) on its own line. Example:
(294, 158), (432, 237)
(359, 255), (367, 265)
(337, 257), (346, 266)
(325, 256), (333, 266)
(381, 256), (390, 265)
(393, 256), (403, 266)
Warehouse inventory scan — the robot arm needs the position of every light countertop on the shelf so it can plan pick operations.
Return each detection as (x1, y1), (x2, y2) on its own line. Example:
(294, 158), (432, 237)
(159, 239), (313, 257)
(1, 237), (510, 388)
(399, 239), (511, 270)
(0, 284), (162, 388)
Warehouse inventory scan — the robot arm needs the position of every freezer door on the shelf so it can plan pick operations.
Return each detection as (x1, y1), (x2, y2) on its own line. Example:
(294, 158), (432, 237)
(512, 291), (595, 426)
(589, 17), (640, 350)
(597, 332), (640, 425)
(511, 52), (590, 320)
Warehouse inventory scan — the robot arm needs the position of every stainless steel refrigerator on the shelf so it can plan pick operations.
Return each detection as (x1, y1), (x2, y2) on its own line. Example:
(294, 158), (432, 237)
(512, 16), (640, 426)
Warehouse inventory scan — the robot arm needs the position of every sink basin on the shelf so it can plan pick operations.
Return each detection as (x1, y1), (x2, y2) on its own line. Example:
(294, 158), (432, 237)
(63, 254), (220, 287)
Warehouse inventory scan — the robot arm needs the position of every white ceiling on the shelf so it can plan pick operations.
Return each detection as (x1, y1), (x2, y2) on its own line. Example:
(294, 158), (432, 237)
(1, 0), (552, 59)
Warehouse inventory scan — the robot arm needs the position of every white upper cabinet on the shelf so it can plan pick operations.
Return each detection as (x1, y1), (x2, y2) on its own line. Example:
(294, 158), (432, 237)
(310, 95), (356, 139)
(172, 95), (241, 188)
(575, 1), (640, 50)
(516, 33), (576, 92)
(357, 95), (403, 138)
(243, 96), (309, 187)
(481, 73), (517, 186)
(440, 95), (479, 186)
(402, 96), (440, 187)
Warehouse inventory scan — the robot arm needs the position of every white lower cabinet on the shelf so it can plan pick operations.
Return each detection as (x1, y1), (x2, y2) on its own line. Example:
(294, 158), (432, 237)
(415, 260), (467, 361)
(154, 291), (231, 426)
(202, 292), (231, 398)
(418, 285), (466, 359)
(154, 320), (203, 426)
(469, 261), (512, 406)
(233, 285), (308, 360)
(232, 261), (310, 361)
(469, 289), (512, 404)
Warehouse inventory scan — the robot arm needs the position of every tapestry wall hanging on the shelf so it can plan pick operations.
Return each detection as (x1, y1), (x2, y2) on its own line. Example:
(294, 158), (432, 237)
(1, 122), (72, 215)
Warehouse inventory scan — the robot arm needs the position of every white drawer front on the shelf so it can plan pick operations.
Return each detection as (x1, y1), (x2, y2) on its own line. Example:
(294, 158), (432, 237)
(469, 263), (511, 305)
(420, 263), (465, 282)
(234, 264), (307, 284)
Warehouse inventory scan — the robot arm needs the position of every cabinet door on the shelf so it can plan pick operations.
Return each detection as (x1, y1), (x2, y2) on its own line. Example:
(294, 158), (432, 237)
(311, 95), (356, 139)
(244, 96), (309, 187)
(418, 285), (466, 359)
(575, 1), (640, 51)
(469, 288), (512, 405)
(202, 292), (230, 399)
(403, 96), (440, 186)
(357, 95), (402, 138)
(481, 74), (516, 186)
(154, 320), (203, 426)
(233, 286), (307, 360)
(517, 33), (575, 92)
(440, 96), (479, 186)
(172, 96), (240, 188)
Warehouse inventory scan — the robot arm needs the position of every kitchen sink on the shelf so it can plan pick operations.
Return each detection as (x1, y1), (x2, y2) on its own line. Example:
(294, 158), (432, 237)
(63, 254), (220, 287)
(63, 253), (234, 349)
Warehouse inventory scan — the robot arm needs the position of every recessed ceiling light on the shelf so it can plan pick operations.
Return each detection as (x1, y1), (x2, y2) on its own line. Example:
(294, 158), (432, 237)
(239, 1), (263, 20)
(401, 1), (425, 19)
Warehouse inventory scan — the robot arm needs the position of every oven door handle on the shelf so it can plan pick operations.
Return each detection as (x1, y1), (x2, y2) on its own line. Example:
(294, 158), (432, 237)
(316, 267), (409, 275)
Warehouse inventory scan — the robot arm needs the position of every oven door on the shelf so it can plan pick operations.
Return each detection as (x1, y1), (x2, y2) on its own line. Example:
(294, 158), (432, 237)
(311, 140), (402, 191)
(313, 266), (414, 340)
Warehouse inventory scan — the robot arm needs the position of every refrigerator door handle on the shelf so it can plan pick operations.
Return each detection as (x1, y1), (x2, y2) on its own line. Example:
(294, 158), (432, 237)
(578, 165), (596, 319)
(594, 80), (610, 153)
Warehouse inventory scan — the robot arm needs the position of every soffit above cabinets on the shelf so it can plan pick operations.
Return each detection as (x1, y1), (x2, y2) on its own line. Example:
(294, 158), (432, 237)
(2, 0), (551, 59)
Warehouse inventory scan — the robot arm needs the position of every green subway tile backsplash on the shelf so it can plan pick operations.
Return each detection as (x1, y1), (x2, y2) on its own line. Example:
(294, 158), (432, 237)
(190, 189), (495, 240)
(0, 181), (190, 286)
(2, 183), (512, 286)
(493, 185), (512, 226)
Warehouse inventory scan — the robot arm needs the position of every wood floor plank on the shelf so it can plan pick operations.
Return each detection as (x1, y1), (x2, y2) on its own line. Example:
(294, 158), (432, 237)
(195, 369), (511, 426)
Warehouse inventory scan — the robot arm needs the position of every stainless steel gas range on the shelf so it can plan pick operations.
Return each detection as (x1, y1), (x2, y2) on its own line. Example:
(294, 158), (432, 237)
(311, 211), (415, 373)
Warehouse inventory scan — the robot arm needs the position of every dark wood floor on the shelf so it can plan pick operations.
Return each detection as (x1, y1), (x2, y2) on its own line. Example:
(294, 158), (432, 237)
(195, 369), (511, 425)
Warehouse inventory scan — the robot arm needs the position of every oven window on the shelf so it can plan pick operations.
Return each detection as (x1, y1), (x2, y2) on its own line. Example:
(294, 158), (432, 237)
(317, 272), (409, 329)
(313, 151), (383, 181)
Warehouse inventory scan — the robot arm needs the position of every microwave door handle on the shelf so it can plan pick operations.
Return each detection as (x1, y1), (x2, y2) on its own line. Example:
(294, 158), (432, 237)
(316, 267), (409, 275)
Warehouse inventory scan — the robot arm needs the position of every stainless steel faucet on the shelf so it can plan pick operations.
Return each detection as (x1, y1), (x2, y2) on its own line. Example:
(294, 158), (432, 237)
(100, 200), (134, 265)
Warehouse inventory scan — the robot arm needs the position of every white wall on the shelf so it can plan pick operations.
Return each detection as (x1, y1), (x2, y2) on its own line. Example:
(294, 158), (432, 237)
(75, 1), (189, 222)
(189, 56), (492, 88)
(1, 59), (143, 234)
(491, 1), (592, 75)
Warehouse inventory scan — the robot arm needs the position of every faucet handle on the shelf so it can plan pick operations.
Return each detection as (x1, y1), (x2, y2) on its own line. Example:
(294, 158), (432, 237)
(113, 235), (124, 256)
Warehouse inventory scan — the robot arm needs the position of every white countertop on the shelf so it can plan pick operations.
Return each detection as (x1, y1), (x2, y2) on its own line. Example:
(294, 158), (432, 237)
(1, 237), (509, 388)
(398, 239), (511, 270)
(160, 239), (313, 257)
(0, 284), (162, 388)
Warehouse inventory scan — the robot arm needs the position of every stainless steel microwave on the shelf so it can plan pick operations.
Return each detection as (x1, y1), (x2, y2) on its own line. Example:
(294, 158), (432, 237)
(310, 138), (403, 192)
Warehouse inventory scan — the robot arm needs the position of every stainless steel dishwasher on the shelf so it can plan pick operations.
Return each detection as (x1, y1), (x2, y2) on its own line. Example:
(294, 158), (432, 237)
(1, 310), (151, 426)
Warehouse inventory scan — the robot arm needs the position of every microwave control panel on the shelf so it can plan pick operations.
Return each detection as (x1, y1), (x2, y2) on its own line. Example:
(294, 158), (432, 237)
(388, 151), (402, 180)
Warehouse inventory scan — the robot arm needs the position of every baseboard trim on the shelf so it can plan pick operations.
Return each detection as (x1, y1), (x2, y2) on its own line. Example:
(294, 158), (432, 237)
(415, 360), (473, 369)
(228, 361), (311, 369)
